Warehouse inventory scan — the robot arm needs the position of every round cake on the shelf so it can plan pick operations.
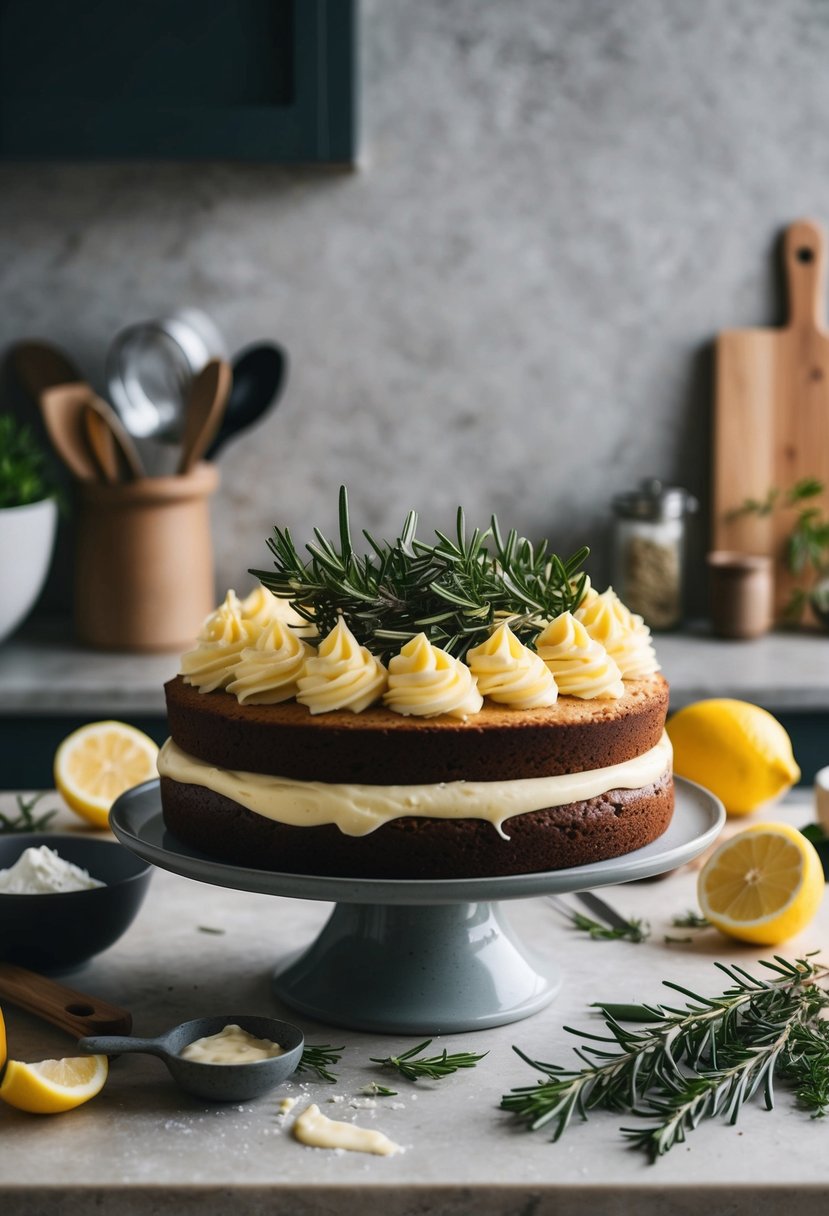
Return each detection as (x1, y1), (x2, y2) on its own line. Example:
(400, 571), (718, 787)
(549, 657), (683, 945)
(158, 494), (674, 880)
(160, 674), (673, 879)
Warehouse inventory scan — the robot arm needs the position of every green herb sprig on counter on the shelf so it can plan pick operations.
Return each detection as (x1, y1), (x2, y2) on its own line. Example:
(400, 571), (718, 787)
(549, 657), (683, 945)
(671, 910), (711, 930)
(501, 956), (829, 1162)
(297, 1044), (344, 1083)
(0, 792), (58, 834)
(557, 907), (650, 944)
(251, 486), (589, 661)
(371, 1039), (488, 1082)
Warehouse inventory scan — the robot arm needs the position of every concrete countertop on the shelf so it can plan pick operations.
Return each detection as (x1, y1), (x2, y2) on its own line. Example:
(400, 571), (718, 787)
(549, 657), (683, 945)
(1, 622), (829, 715)
(1, 792), (828, 1215)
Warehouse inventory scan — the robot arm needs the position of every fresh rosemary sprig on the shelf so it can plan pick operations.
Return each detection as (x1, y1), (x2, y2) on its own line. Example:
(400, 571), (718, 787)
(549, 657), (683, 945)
(251, 486), (588, 660)
(296, 1044), (344, 1084)
(501, 956), (829, 1162)
(551, 902), (650, 944)
(0, 792), (58, 834)
(671, 910), (711, 930)
(370, 1039), (488, 1081)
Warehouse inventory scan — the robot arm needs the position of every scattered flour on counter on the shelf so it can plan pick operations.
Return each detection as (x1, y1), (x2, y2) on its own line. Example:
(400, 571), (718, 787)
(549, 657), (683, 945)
(0, 845), (104, 894)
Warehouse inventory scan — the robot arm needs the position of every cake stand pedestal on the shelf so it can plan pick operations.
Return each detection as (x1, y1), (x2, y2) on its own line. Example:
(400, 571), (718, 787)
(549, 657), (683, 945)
(111, 778), (723, 1034)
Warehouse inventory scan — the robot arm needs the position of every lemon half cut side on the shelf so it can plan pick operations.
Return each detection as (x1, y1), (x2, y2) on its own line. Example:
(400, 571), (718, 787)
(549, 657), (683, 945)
(0, 1054), (108, 1114)
(698, 822), (824, 946)
(54, 720), (159, 829)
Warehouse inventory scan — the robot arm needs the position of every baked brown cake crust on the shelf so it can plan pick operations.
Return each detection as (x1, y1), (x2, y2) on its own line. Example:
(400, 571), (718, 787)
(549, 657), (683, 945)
(164, 673), (669, 784)
(160, 770), (674, 879)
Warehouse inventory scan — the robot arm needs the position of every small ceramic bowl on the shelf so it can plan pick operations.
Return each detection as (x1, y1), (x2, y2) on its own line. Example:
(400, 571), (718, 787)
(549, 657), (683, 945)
(0, 833), (153, 973)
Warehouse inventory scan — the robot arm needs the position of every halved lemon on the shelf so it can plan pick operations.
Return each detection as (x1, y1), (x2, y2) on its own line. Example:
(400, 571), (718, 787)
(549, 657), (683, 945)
(698, 822), (824, 945)
(0, 1054), (108, 1114)
(54, 721), (159, 829)
(0, 1007), (6, 1071)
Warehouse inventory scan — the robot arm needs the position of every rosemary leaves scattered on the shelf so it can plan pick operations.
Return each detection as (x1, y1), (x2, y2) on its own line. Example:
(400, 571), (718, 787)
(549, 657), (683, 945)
(251, 486), (588, 661)
(502, 956), (829, 1161)
(296, 1044), (344, 1084)
(371, 1039), (488, 1081)
(554, 904), (650, 944)
(671, 910), (711, 930)
(0, 792), (58, 834)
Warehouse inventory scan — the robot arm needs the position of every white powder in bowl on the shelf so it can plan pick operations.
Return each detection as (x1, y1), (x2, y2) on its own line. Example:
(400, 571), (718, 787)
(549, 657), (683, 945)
(0, 845), (105, 894)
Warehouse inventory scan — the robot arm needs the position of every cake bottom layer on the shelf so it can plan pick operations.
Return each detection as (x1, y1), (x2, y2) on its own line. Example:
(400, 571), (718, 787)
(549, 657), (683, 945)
(159, 772), (675, 880)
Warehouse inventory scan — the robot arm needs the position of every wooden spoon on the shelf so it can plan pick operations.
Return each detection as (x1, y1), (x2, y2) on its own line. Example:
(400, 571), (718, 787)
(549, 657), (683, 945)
(83, 404), (120, 484)
(176, 359), (232, 476)
(10, 340), (83, 399)
(0, 962), (132, 1039)
(39, 384), (101, 481)
(83, 394), (146, 481)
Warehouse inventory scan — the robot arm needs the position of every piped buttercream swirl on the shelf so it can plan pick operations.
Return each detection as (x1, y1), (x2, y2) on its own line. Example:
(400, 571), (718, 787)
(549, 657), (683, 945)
(227, 618), (314, 705)
(297, 618), (387, 714)
(575, 586), (660, 679)
(241, 585), (308, 631)
(181, 591), (260, 692)
(466, 622), (558, 709)
(383, 634), (483, 719)
(535, 612), (625, 699)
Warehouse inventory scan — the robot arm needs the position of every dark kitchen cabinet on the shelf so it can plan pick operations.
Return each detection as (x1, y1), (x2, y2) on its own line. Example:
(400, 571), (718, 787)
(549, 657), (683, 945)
(0, 0), (357, 163)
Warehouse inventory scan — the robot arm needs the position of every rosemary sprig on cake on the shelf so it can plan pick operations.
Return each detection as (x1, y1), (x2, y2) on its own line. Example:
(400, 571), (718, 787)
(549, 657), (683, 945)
(501, 955), (829, 1162)
(251, 487), (588, 661)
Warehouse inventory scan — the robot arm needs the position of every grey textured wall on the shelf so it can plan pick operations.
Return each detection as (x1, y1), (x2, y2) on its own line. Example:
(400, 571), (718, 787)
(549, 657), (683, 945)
(1, 0), (828, 605)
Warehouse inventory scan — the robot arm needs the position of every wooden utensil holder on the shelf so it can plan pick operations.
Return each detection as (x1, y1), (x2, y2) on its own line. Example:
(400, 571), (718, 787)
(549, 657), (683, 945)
(75, 462), (219, 652)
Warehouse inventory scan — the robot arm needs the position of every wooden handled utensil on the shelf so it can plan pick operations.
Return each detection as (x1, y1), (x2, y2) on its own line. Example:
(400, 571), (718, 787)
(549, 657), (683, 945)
(10, 340), (83, 399)
(0, 962), (132, 1039)
(176, 359), (232, 476)
(83, 403), (120, 484)
(83, 394), (146, 481)
(713, 218), (829, 614)
(39, 384), (102, 481)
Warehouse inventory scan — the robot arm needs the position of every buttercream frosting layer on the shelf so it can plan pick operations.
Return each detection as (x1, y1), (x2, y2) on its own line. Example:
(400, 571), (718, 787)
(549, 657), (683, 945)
(157, 732), (672, 839)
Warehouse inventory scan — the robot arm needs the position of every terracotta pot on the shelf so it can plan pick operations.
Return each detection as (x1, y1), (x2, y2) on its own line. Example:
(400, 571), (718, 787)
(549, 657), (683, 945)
(75, 462), (219, 652)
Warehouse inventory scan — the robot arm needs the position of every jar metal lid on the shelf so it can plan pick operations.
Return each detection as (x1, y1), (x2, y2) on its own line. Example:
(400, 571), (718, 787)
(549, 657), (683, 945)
(613, 478), (698, 522)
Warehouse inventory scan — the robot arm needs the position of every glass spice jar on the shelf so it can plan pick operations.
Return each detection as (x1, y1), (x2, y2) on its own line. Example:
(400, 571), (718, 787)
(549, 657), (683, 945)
(611, 479), (698, 631)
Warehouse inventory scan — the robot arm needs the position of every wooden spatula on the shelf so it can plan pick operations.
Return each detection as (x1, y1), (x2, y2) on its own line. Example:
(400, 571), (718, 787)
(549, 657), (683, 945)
(176, 359), (232, 476)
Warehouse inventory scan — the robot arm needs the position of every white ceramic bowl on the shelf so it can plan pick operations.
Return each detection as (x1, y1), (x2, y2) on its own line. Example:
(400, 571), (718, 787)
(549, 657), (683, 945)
(0, 497), (57, 643)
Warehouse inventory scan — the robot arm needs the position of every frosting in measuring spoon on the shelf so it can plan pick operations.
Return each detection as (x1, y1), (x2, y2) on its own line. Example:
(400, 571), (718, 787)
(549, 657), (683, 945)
(179, 1024), (285, 1065)
(293, 1103), (402, 1156)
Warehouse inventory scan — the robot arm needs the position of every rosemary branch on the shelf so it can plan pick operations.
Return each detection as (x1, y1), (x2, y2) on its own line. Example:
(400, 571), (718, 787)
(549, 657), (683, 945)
(501, 956), (829, 1161)
(370, 1039), (488, 1081)
(0, 792), (59, 835)
(251, 487), (588, 660)
(296, 1044), (344, 1084)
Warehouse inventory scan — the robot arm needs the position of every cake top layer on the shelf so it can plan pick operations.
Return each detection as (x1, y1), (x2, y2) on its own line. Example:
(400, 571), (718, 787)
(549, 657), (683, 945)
(179, 489), (661, 719)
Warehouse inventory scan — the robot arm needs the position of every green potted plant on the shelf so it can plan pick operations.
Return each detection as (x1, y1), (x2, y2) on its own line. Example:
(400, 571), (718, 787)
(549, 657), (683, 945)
(0, 413), (58, 643)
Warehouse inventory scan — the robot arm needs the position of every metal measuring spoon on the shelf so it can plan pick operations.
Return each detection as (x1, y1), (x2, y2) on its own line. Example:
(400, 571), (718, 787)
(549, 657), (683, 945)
(79, 1014), (304, 1102)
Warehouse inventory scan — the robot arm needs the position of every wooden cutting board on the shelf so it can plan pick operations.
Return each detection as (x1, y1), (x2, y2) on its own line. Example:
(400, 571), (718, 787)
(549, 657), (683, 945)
(713, 218), (829, 616)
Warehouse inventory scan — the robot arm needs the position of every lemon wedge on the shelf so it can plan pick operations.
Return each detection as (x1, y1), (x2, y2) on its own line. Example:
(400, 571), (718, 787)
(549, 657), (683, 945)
(0, 1054), (108, 1114)
(667, 699), (800, 816)
(54, 721), (159, 829)
(698, 822), (824, 945)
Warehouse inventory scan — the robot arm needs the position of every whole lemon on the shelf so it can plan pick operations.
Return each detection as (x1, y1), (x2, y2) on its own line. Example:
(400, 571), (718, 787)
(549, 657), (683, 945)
(667, 698), (800, 816)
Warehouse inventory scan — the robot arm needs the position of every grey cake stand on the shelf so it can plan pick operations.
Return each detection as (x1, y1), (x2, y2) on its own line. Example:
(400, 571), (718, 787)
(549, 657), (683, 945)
(111, 779), (724, 1035)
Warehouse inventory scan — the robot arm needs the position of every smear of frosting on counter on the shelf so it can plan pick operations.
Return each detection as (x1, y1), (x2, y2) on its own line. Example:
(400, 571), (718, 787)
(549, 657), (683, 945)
(292, 1103), (403, 1156)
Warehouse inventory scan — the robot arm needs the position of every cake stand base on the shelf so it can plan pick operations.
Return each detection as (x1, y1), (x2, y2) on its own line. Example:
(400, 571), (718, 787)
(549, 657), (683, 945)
(272, 900), (560, 1034)
(110, 778), (724, 1036)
